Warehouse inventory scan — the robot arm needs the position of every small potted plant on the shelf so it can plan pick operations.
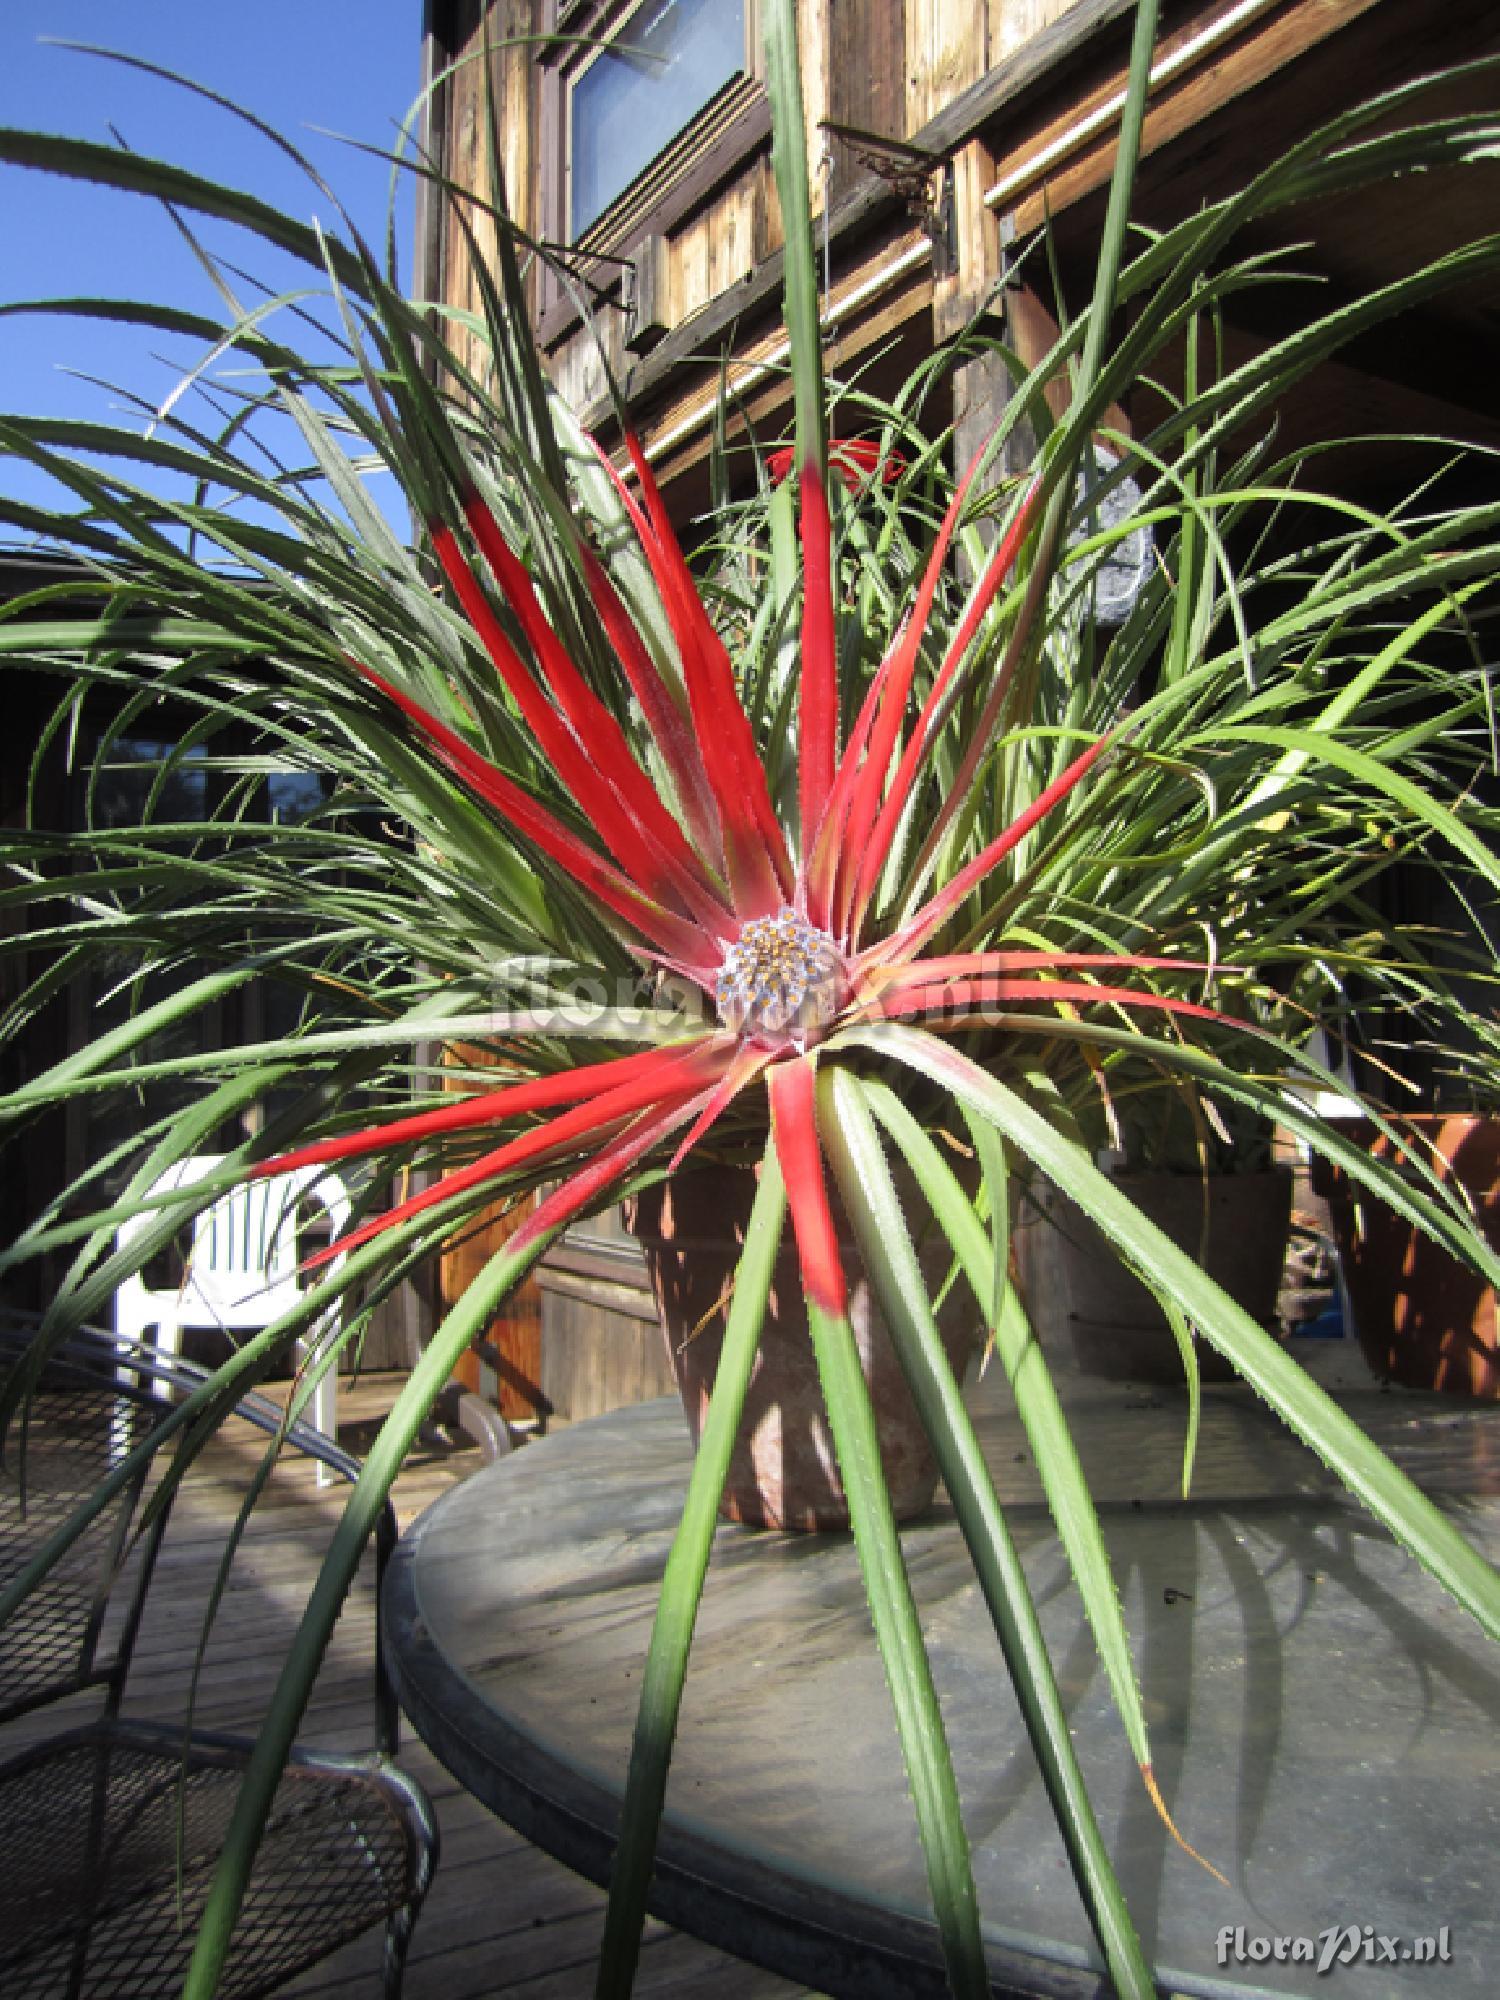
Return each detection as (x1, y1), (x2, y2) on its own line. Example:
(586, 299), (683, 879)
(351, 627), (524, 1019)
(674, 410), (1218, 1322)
(1016, 1086), (1294, 1384)
(1313, 945), (1500, 1395)
(2, 5), (1500, 1995)
(1312, 1107), (1500, 1397)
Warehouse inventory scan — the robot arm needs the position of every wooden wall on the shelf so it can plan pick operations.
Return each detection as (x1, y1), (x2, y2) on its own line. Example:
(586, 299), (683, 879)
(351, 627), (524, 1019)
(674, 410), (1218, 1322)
(425, 0), (1500, 493)
(534, 1203), (676, 1424)
(426, 1), (1095, 462)
(435, 1043), (544, 1421)
(431, 0), (1373, 509)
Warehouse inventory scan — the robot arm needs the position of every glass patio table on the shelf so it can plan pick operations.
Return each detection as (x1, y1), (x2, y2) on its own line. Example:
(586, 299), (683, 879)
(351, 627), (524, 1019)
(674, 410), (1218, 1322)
(381, 1352), (1500, 1998)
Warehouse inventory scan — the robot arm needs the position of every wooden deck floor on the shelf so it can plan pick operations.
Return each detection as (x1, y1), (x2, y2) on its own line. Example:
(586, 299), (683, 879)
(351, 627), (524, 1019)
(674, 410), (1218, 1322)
(11, 1372), (809, 1999)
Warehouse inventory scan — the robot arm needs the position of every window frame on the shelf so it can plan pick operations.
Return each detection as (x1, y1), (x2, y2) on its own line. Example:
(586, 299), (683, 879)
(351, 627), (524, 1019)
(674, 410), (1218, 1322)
(536, 0), (769, 345)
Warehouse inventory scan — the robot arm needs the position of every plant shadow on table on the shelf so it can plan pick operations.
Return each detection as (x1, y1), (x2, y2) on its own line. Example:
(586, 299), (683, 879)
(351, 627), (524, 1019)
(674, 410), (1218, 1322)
(915, 1399), (1500, 1973)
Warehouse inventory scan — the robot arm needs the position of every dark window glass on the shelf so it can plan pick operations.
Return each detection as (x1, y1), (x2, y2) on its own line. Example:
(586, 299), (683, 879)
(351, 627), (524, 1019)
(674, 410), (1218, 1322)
(570, 0), (744, 237)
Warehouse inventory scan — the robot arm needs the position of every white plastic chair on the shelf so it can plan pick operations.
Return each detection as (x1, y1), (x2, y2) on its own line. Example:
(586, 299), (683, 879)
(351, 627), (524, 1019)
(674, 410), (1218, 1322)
(114, 1155), (351, 1485)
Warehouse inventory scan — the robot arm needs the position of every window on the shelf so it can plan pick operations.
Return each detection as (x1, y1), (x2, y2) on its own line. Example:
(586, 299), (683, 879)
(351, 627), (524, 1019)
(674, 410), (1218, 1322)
(569, 0), (746, 238)
(538, 0), (766, 340)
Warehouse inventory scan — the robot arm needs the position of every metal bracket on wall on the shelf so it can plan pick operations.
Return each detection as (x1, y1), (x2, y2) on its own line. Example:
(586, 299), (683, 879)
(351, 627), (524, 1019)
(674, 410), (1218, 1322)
(984, 210), (1019, 328)
(820, 120), (958, 278)
(997, 211), (1018, 281)
(538, 240), (637, 319)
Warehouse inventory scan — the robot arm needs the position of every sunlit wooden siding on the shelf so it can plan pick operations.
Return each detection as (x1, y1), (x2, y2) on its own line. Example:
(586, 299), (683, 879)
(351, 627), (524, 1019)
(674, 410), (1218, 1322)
(424, 0), (1499, 493)
(423, 4), (1096, 440)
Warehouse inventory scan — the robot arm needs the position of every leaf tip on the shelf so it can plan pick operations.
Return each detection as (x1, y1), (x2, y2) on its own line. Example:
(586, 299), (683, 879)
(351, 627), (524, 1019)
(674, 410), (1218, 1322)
(1141, 1765), (1230, 1887)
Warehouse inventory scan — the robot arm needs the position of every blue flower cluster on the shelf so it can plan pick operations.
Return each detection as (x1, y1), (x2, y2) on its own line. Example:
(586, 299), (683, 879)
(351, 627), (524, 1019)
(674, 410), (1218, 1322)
(715, 908), (844, 1040)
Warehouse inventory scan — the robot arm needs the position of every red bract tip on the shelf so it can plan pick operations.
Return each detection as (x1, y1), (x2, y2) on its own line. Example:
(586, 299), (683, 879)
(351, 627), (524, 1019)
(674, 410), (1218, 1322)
(887, 730), (1117, 965)
(457, 489), (729, 929)
(620, 434), (792, 914)
(347, 657), (718, 976)
(429, 518), (727, 929)
(863, 976), (1231, 1029)
(844, 474), (1043, 938)
(251, 1042), (704, 1183)
(768, 439), (905, 491)
(506, 1086), (722, 1264)
(300, 1035), (732, 1268)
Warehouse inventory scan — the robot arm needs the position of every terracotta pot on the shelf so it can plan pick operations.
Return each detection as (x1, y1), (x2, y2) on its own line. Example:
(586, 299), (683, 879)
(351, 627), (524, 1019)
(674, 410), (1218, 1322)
(1013, 1170), (1293, 1384)
(1309, 1115), (1500, 1399)
(626, 1164), (981, 1531)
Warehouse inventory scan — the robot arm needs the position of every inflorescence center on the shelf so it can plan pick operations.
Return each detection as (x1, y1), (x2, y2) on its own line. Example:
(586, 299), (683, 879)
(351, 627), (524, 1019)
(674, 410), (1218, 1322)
(715, 908), (846, 1044)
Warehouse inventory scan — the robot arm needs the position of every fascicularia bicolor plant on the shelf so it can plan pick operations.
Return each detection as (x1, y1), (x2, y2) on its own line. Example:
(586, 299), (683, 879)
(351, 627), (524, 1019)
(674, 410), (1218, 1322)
(4, 3), (1500, 1995)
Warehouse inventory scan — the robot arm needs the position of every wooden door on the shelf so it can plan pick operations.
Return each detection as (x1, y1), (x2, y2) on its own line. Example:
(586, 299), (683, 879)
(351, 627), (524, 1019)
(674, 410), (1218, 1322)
(438, 1045), (545, 1422)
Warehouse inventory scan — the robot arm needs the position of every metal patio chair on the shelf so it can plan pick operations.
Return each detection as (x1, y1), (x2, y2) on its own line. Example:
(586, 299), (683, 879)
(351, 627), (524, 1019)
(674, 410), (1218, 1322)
(114, 1154), (351, 1483)
(0, 1321), (438, 1999)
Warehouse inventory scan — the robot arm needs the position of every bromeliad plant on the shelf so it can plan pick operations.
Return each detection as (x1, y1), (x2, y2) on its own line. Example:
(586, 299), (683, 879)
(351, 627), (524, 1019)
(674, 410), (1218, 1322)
(5, 2), (1500, 1993)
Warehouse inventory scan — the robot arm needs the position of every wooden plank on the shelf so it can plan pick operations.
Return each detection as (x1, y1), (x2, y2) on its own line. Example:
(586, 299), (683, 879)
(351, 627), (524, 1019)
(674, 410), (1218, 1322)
(995, 0), (1387, 236)
(709, 176), (760, 306)
(638, 223), (930, 451)
(499, 0), (535, 242)
(434, 0), (538, 377)
(554, 326), (617, 419)
(998, 282), (1131, 438)
(438, 1045), (544, 1422)
(443, 3), (483, 345)
(537, 1269), (674, 1423)
(669, 206), (713, 335)
(628, 231), (673, 352)
(931, 134), (1005, 343)
(751, 148), (779, 267)
(292, 1904), (668, 2000)
(795, 0), (829, 219)
(574, 0), (1145, 441)
(906, 0), (989, 136)
(825, 0), (907, 205)
(988, 0), (1095, 67)
(634, 248), (935, 499)
(916, 0), (1134, 156)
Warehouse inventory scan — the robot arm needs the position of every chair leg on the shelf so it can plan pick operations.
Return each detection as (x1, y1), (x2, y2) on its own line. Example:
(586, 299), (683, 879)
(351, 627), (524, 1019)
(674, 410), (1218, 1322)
(113, 1323), (174, 1405)
(110, 1329), (155, 1464)
(381, 1899), (420, 2000)
(307, 1344), (337, 1487)
(153, 1323), (183, 1403)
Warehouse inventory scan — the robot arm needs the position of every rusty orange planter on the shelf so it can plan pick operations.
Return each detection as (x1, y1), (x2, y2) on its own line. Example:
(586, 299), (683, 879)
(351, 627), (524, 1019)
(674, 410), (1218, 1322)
(1311, 1115), (1500, 1400)
(626, 1165), (980, 1531)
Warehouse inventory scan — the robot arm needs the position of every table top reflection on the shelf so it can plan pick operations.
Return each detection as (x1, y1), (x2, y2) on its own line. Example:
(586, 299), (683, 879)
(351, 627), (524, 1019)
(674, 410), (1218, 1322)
(382, 1348), (1500, 1998)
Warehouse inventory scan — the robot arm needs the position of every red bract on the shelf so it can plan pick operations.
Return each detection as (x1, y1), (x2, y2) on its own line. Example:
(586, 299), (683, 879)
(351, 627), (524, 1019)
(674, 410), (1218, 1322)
(767, 438), (907, 491)
(262, 434), (1231, 1315)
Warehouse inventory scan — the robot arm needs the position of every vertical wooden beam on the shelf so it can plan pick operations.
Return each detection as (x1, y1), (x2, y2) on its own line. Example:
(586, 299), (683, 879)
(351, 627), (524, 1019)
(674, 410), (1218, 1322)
(416, 0), (452, 324)
(932, 134), (1004, 343)
(951, 342), (1035, 515)
(626, 231), (672, 354)
(826, 0), (908, 206)
(798, 0), (831, 221)
(934, 134), (1034, 520)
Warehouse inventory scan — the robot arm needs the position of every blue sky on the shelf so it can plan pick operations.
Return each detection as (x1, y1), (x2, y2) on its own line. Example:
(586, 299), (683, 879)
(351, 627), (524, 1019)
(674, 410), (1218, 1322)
(1, 1), (425, 532)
